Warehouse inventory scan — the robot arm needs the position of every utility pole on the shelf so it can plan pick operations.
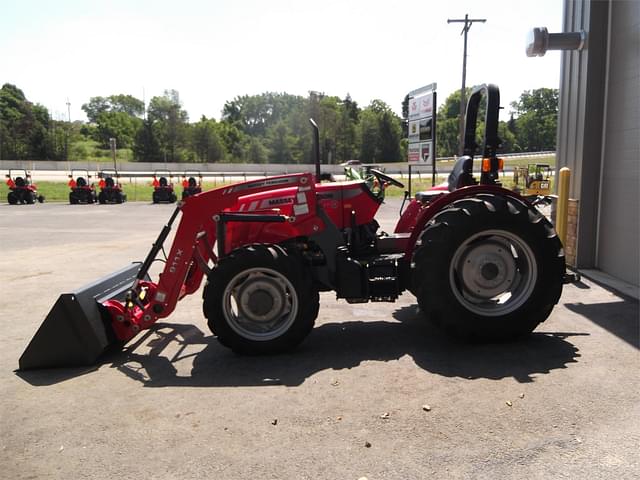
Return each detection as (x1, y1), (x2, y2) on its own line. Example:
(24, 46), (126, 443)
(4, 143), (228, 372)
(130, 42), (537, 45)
(109, 138), (117, 171)
(66, 98), (71, 161)
(448, 14), (486, 156)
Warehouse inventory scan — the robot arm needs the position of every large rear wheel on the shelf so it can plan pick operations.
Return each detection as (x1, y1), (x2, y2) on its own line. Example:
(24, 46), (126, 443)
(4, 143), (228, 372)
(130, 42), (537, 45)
(203, 244), (319, 354)
(411, 194), (565, 341)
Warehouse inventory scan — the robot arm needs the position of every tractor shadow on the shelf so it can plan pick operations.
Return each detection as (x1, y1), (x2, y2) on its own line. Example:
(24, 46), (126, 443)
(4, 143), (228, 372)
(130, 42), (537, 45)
(101, 305), (583, 387)
(565, 299), (639, 349)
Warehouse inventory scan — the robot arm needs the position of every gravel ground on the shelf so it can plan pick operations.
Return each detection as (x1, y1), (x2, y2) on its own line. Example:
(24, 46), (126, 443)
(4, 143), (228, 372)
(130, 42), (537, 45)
(0, 199), (638, 480)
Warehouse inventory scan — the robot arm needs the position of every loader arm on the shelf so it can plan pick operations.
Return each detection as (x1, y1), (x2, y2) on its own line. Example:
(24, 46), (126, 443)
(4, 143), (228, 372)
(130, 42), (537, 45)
(105, 173), (317, 343)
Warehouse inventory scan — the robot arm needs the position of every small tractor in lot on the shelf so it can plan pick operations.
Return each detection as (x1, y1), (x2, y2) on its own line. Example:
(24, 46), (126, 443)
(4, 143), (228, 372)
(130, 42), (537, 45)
(152, 170), (177, 204)
(513, 163), (553, 198)
(181, 171), (203, 199)
(97, 169), (127, 204)
(68, 169), (97, 204)
(5, 170), (45, 205)
(20, 84), (572, 370)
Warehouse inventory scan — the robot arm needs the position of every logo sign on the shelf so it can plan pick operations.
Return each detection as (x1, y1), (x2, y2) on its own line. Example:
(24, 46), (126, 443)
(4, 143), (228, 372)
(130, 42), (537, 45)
(408, 143), (421, 163)
(407, 83), (436, 165)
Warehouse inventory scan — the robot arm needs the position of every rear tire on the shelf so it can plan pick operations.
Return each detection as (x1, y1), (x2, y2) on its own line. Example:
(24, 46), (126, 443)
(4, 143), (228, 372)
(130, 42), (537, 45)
(203, 244), (319, 354)
(411, 194), (565, 341)
(98, 191), (106, 204)
(8, 192), (17, 205)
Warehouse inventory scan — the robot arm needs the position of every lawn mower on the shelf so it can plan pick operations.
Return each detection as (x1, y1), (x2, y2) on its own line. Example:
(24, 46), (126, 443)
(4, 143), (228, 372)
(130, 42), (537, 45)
(97, 169), (127, 204)
(20, 84), (572, 370)
(151, 170), (177, 204)
(6, 169), (45, 205)
(181, 171), (202, 199)
(68, 169), (97, 204)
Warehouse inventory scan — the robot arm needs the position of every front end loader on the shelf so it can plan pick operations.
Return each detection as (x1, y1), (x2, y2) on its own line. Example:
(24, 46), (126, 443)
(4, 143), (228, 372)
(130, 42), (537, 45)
(20, 84), (570, 370)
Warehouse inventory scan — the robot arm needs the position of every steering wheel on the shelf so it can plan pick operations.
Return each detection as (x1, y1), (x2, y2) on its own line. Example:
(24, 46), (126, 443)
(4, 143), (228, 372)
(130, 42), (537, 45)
(369, 169), (405, 189)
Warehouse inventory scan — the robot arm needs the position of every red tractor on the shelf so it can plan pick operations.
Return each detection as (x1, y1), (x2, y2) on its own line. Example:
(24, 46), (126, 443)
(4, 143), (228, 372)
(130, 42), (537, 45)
(97, 169), (127, 204)
(151, 170), (177, 204)
(20, 85), (572, 369)
(68, 169), (97, 204)
(6, 169), (45, 205)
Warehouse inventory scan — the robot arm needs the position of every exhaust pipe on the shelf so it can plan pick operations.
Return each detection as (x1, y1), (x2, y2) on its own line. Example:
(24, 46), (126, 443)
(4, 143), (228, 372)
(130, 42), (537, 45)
(309, 118), (321, 183)
(19, 263), (145, 370)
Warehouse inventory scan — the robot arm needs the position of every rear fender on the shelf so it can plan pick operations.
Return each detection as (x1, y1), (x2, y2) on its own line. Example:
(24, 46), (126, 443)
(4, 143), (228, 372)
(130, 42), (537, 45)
(402, 185), (529, 258)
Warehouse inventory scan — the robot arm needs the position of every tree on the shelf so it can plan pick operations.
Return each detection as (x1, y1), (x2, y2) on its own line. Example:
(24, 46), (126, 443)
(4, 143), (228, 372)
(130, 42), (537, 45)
(133, 118), (162, 161)
(245, 137), (269, 164)
(108, 94), (144, 117)
(266, 121), (295, 163)
(358, 100), (402, 162)
(215, 120), (247, 161)
(148, 90), (189, 162)
(81, 96), (109, 123)
(191, 116), (224, 162)
(94, 111), (141, 149)
(0, 83), (55, 160)
(82, 94), (144, 123)
(336, 94), (359, 161)
(510, 88), (559, 152)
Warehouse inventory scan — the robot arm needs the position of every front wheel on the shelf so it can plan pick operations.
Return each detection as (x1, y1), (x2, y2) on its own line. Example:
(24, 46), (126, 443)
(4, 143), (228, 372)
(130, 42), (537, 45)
(203, 244), (319, 354)
(411, 194), (565, 341)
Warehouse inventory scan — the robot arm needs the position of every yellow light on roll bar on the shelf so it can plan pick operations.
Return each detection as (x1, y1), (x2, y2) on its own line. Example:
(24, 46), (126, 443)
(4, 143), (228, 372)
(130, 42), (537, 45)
(481, 157), (504, 172)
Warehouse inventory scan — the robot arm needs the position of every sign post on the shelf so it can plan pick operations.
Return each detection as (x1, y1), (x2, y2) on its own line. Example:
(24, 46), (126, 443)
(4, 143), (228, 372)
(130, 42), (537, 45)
(407, 83), (437, 190)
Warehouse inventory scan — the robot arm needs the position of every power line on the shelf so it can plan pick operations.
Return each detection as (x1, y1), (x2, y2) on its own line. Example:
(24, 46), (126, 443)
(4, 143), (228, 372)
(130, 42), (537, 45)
(448, 14), (486, 156)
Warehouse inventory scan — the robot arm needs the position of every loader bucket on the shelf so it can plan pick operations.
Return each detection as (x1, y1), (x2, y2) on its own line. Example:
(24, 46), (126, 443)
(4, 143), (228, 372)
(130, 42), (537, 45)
(19, 263), (144, 370)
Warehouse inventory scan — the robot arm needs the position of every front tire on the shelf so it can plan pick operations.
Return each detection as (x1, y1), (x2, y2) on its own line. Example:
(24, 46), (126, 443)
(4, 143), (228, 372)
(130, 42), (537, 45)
(203, 244), (319, 354)
(411, 194), (565, 341)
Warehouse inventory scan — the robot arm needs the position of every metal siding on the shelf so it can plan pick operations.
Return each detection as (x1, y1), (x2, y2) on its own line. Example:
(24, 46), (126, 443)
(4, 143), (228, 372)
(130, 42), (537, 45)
(597, 0), (640, 286)
(558, 0), (609, 268)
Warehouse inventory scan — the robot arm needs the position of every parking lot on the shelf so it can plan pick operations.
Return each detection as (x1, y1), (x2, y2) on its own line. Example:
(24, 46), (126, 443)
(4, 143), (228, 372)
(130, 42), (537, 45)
(1, 199), (638, 479)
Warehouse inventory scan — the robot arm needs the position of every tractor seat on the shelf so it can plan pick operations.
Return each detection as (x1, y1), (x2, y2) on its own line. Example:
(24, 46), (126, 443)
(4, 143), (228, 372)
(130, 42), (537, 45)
(105, 177), (115, 188)
(76, 177), (87, 187)
(188, 177), (197, 187)
(15, 177), (25, 187)
(159, 176), (168, 187)
(447, 156), (477, 192)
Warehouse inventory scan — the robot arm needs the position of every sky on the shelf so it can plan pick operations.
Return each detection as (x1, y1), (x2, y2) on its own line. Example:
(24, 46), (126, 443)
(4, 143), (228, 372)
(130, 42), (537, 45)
(1, 0), (563, 123)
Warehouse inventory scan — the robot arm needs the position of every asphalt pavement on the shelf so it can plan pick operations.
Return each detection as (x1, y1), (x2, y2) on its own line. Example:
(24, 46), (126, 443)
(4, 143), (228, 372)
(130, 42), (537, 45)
(0, 199), (638, 479)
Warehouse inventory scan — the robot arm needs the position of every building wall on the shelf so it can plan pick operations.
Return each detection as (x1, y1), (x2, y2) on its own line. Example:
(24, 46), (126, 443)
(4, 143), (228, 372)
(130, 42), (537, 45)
(596, 0), (640, 286)
(558, 0), (639, 287)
